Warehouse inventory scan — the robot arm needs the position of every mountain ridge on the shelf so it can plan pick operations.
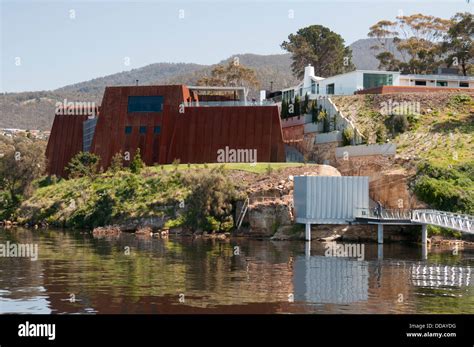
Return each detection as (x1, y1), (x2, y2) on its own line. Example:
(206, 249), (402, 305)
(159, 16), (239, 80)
(0, 38), (393, 130)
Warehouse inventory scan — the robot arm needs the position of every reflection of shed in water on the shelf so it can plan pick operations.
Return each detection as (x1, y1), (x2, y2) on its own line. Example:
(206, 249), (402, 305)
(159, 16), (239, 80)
(293, 256), (369, 304)
(411, 264), (472, 288)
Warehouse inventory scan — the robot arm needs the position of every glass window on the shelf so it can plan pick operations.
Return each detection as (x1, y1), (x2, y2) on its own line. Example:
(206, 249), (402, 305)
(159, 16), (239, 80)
(436, 81), (448, 87)
(83, 118), (97, 152)
(363, 73), (393, 89)
(125, 126), (132, 134)
(128, 96), (164, 113)
(415, 80), (427, 86)
(326, 83), (335, 95)
(459, 82), (469, 88)
(154, 126), (161, 134)
(317, 84), (319, 94)
(311, 80), (316, 94)
(139, 126), (147, 134)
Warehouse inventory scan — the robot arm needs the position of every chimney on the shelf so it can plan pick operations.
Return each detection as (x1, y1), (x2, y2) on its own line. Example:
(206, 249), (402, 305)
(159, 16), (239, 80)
(304, 64), (315, 79)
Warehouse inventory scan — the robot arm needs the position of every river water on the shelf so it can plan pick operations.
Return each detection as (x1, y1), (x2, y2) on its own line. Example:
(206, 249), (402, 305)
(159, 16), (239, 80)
(0, 228), (472, 314)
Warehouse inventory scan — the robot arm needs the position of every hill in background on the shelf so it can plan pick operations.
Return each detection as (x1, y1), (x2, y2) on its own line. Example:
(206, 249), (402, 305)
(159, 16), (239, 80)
(1, 38), (393, 130)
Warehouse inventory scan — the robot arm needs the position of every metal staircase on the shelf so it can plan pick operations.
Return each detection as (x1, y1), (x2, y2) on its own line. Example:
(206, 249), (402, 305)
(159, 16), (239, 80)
(236, 198), (250, 230)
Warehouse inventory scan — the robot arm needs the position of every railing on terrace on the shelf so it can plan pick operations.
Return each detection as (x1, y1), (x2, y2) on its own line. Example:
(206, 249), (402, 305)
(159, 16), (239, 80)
(185, 100), (277, 107)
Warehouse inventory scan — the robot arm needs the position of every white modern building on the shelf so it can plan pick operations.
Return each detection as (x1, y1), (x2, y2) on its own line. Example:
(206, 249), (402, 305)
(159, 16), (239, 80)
(399, 74), (473, 88)
(280, 65), (473, 101)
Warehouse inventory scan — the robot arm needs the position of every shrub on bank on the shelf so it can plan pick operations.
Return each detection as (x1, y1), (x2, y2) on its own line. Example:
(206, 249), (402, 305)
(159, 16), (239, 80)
(414, 161), (474, 214)
(18, 166), (242, 232)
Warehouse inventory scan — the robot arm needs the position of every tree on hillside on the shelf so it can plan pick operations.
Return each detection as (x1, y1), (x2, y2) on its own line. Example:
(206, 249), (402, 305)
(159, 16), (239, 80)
(368, 13), (452, 74)
(442, 12), (473, 76)
(281, 25), (355, 78)
(197, 60), (260, 91)
(182, 167), (239, 232)
(66, 152), (100, 179)
(130, 148), (144, 174)
(0, 138), (45, 212)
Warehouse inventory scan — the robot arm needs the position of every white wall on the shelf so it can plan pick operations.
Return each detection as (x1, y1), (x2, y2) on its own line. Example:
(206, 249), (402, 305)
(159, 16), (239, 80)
(399, 76), (474, 88)
(319, 71), (360, 96)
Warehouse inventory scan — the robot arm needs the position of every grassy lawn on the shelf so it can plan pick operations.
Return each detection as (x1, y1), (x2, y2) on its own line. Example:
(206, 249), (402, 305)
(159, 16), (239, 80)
(146, 162), (313, 174)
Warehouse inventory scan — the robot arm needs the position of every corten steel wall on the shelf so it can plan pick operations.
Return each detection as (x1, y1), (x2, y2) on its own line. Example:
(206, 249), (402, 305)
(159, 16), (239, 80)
(48, 85), (286, 175)
(46, 113), (91, 177)
(282, 125), (304, 142)
(90, 85), (194, 168)
(356, 85), (474, 94)
(165, 106), (286, 163)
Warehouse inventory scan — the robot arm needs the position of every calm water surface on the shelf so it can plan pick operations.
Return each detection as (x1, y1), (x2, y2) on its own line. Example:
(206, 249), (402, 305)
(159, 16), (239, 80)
(0, 228), (473, 314)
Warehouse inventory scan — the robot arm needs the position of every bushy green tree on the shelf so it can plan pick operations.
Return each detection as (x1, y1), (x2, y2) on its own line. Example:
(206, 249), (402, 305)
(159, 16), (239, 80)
(442, 12), (473, 76)
(66, 151), (100, 178)
(368, 14), (452, 74)
(303, 93), (310, 114)
(130, 148), (144, 174)
(414, 162), (473, 214)
(311, 101), (318, 123)
(0, 138), (45, 217)
(317, 108), (330, 132)
(342, 127), (354, 146)
(375, 125), (387, 143)
(182, 168), (239, 231)
(109, 152), (124, 173)
(294, 95), (301, 116)
(281, 24), (355, 78)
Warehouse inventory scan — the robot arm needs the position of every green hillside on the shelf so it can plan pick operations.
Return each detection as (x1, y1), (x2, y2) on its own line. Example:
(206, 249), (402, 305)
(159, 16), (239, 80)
(332, 92), (474, 214)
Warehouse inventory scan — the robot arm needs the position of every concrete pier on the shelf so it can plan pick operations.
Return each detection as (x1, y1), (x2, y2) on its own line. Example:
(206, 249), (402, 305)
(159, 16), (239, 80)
(305, 223), (311, 241)
(377, 224), (384, 244)
(421, 224), (428, 260)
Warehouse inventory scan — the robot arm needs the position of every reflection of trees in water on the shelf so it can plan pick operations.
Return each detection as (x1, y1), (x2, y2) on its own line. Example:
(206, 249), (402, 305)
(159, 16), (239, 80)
(2, 229), (472, 314)
(0, 228), (46, 311)
(1, 229), (300, 313)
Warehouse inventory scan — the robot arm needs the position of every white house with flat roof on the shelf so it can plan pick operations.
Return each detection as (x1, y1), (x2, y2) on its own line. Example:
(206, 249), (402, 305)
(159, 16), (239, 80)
(279, 65), (473, 101)
(281, 65), (400, 100)
(399, 74), (474, 88)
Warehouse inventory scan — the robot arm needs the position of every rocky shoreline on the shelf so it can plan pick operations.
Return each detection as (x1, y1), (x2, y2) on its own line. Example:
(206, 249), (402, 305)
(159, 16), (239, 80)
(2, 220), (473, 247)
(3, 163), (471, 244)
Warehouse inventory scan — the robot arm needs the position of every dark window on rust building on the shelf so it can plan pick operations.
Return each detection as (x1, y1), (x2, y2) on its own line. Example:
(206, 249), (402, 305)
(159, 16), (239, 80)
(128, 96), (164, 113)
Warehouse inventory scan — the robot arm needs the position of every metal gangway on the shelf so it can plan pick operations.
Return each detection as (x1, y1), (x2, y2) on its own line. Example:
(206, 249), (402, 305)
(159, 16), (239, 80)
(355, 208), (473, 234)
(411, 209), (473, 234)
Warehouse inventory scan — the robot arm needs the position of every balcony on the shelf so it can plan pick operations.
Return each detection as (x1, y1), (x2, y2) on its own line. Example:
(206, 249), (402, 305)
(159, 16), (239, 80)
(184, 100), (277, 107)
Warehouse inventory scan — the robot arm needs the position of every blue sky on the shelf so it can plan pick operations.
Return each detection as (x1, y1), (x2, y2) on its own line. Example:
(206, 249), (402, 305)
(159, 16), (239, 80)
(1, 0), (471, 92)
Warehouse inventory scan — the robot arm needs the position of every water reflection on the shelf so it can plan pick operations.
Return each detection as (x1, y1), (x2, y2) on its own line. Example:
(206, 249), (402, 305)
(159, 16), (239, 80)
(411, 264), (471, 288)
(293, 256), (369, 304)
(0, 228), (472, 314)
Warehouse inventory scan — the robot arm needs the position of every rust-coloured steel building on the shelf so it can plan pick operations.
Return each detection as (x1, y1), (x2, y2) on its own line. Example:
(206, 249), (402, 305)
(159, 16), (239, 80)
(46, 85), (286, 176)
